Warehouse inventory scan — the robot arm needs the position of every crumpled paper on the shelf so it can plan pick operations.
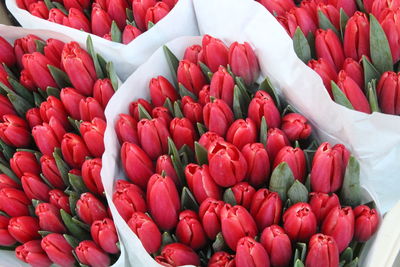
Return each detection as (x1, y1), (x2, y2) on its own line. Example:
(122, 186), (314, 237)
(6, 0), (199, 80)
(0, 25), (127, 267)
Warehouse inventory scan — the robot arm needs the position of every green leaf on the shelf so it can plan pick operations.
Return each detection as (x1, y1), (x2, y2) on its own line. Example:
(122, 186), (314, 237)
(305, 174), (311, 192)
(163, 45), (179, 85)
(147, 21), (155, 29)
(197, 123), (207, 136)
(63, 234), (80, 248)
(173, 101), (183, 118)
(195, 142), (208, 165)
(164, 98), (174, 115)
(362, 56), (380, 91)
(40, 173), (55, 189)
(288, 180), (309, 204)
(233, 85), (243, 119)
(181, 187), (199, 211)
(69, 191), (79, 216)
(344, 258), (359, 267)
(0, 163), (19, 184)
(294, 260), (305, 267)
(2, 63), (16, 80)
(370, 14), (393, 73)
(355, 0), (366, 13)
(126, 8), (133, 22)
(0, 82), (33, 116)
(162, 232), (174, 247)
(367, 80), (381, 113)
(33, 92), (44, 107)
(60, 209), (90, 240)
(318, 10), (339, 35)
(111, 21), (122, 43)
(212, 233), (226, 252)
(260, 116), (268, 147)
(235, 76), (250, 96)
(269, 162), (295, 202)
(52, 2), (68, 15)
(46, 86), (61, 98)
(72, 216), (90, 231)
(48, 65), (72, 89)
(38, 231), (52, 237)
(340, 156), (362, 207)
(9, 77), (33, 103)
(106, 62), (119, 91)
(97, 54), (108, 76)
(168, 137), (185, 186)
(53, 148), (70, 186)
(138, 104), (152, 120)
(340, 247), (353, 263)
(223, 188), (237, 206)
(178, 83), (197, 101)
(331, 81), (354, 110)
(68, 173), (88, 195)
(199, 62), (213, 83)
(68, 117), (82, 133)
(34, 39), (46, 54)
(258, 77), (281, 110)
(293, 27), (312, 64)
(32, 199), (42, 209)
(86, 36), (105, 79)
(339, 8), (349, 40)
(43, 0), (55, 11)
(0, 139), (15, 161)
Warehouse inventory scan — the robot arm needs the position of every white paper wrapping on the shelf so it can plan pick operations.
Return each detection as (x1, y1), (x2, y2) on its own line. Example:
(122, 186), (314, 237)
(0, 25), (127, 267)
(6, 0), (199, 80)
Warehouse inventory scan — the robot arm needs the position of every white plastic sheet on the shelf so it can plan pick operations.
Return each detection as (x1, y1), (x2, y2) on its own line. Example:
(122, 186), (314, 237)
(6, 0), (199, 80)
(0, 25), (127, 267)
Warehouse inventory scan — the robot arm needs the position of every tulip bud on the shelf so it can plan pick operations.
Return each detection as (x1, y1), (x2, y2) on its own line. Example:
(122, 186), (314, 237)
(208, 140), (248, 187)
(8, 216), (40, 243)
(209, 251), (235, 267)
(305, 234), (339, 267)
(328, 0), (356, 16)
(10, 151), (40, 178)
(116, 114), (139, 147)
(127, 212), (161, 253)
(76, 193), (108, 225)
(353, 205), (379, 242)
(62, 42), (96, 96)
(80, 118), (105, 157)
(221, 205), (258, 251)
(21, 173), (50, 202)
(48, 8), (68, 25)
(75, 240), (110, 267)
(0, 95), (16, 119)
(156, 243), (200, 266)
(147, 174), (180, 230)
(321, 206), (354, 252)
(112, 182), (147, 221)
(0, 174), (20, 190)
(203, 99), (234, 137)
(81, 158), (103, 195)
(248, 91), (281, 129)
(206, 66), (234, 106)
(278, 7), (317, 37)
(16, 240), (52, 267)
(315, 29), (345, 71)
(170, 117), (196, 150)
(283, 202), (317, 242)
(199, 198), (224, 239)
(64, 0), (90, 11)
(0, 36), (16, 67)
(309, 192), (340, 225)
(137, 118), (170, 160)
(49, 189), (71, 214)
(60, 87), (85, 120)
(308, 58), (337, 96)
(150, 75), (178, 107)
(343, 58), (364, 89)
(311, 142), (350, 193)
(122, 24), (142, 44)
(18, 70), (34, 93)
(40, 96), (70, 130)
(93, 78), (114, 108)
(177, 60), (207, 96)
(235, 237), (270, 267)
(317, 3), (340, 30)
(260, 225), (291, 267)
(281, 113), (312, 142)
(182, 96), (203, 124)
(91, 218), (119, 254)
(273, 146), (306, 182)
(379, 7), (400, 63)
(41, 233), (75, 267)
(241, 143), (270, 187)
(144, 2), (170, 29)
(250, 189), (282, 231)
(61, 133), (91, 169)
(156, 154), (179, 186)
(175, 210), (207, 250)
(32, 120), (65, 156)
(35, 203), (66, 233)
(130, 99), (154, 121)
(198, 131), (223, 150)
(132, 0), (157, 31)
(106, 0), (128, 29)
(199, 85), (211, 106)
(0, 215), (16, 246)
(185, 164), (221, 203)
(26, 108), (43, 129)
(14, 34), (42, 68)
(377, 71), (400, 114)
(79, 97), (105, 122)
(228, 41), (260, 85)
(152, 106), (173, 125)
(44, 38), (65, 68)
(183, 44), (203, 64)
(258, 0), (295, 17)
(91, 3), (112, 37)
(22, 52), (57, 91)
(121, 142), (154, 189)
(230, 182), (255, 210)
(0, 188), (30, 217)
(226, 118), (257, 150)
(201, 35), (229, 72)
(63, 8), (91, 32)
(343, 12), (370, 62)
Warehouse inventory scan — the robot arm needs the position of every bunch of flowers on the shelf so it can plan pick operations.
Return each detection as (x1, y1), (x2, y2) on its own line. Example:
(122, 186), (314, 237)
(257, 0), (400, 116)
(0, 33), (120, 266)
(112, 34), (379, 266)
(16, 0), (178, 44)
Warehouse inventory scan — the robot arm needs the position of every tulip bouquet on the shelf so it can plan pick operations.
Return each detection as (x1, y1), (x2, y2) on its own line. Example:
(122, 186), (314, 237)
(0, 30), (124, 266)
(107, 34), (379, 267)
(257, 0), (400, 116)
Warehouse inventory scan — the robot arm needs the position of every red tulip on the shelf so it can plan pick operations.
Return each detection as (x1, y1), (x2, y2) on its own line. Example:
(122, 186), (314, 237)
(260, 225), (291, 267)
(8, 216), (40, 243)
(75, 240), (110, 267)
(35, 203), (66, 233)
(61, 42), (96, 96)
(265, 128), (290, 163)
(63, 0), (90, 11)
(317, 3), (340, 30)
(210, 67), (235, 107)
(0, 36), (16, 67)
(10, 151), (40, 178)
(63, 8), (91, 32)
(122, 25), (142, 44)
(309, 192), (340, 224)
(150, 75), (178, 107)
(19, 69), (36, 91)
(185, 164), (222, 203)
(80, 118), (106, 157)
(106, 0), (128, 30)
(0, 188), (30, 217)
(147, 174), (180, 230)
(281, 113), (312, 142)
(321, 206), (354, 252)
(208, 251), (235, 267)
(91, 3), (112, 37)
(44, 38), (65, 68)
(128, 212), (161, 253)
(61, 133), (91, 169)
(258, 0), (295, 17)
(311, 142), (350, 193)
(170, 117), (196, 150)
(91, 218), (119, 254)
(377, 71), (400, 114)
(221, 205), (258, 251)
(156, 154), (179, 186)
(116, 114), (138, 145)
(49, 189), (71, 214)
(22, 52), (57, 91)
(250, 189), (282, 231)
(26, 108), (42, 129)
(226, 118), (257, 150)
(199, 84), (211, 106)
(208, 140), (248, 187)
(199, 198), (224, 239)
(182, 96), (203, 124)
(353, 205), (379, 242)
(203, 99), (234, 137)
(41, 233), (75, 267)
(0, 95), (16, 119)
(156, 243), (200, 266)
(372, 0), (400, 19)
(278, 7), (317, 37)
(121, 142), (154, 188)
(305, 234), (339, 267)
(152, 106), (173, 125)
(183, 44), (203, 64)
(76, 193), (108, 225)
(329, 0), (357, 16)
(16, 240), (52, 267)
(283, 202), (317, 242)
(343, 58), (364, 89)
(299, 0), (318, 23)
(48, 8), (67, 25)
(273, 146), (306, 182)
(177, 59), (207, 96)
(32, 119), (65, 156)
(132, 0), (157, 31)
(241, 143), (270, 187)
(343, 12), (370, 62)
(60, 87), (85, 120)
(176, 210), (207, 250)
(40, 155), (65, 189)
(112, 182), (147, 221)
(14, 34), (42, 68)
(235, 237), (270, 267)
(231, 182), (256, 210)
(82, 158), (104, 195)
(198, 131), (223, 150)
(228, 41), (260, 85)
(40, 96), (69, 130)
(137, 118), (170, 160)
(0, 215), (16, 246)
(79, 97), (105, 122)
(144, 2), (170, 29)
(0, 174), (19, 190)
(248, 91), (281, 129)
(201, 35), (229, 73)
(315, 29), (345, 71)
